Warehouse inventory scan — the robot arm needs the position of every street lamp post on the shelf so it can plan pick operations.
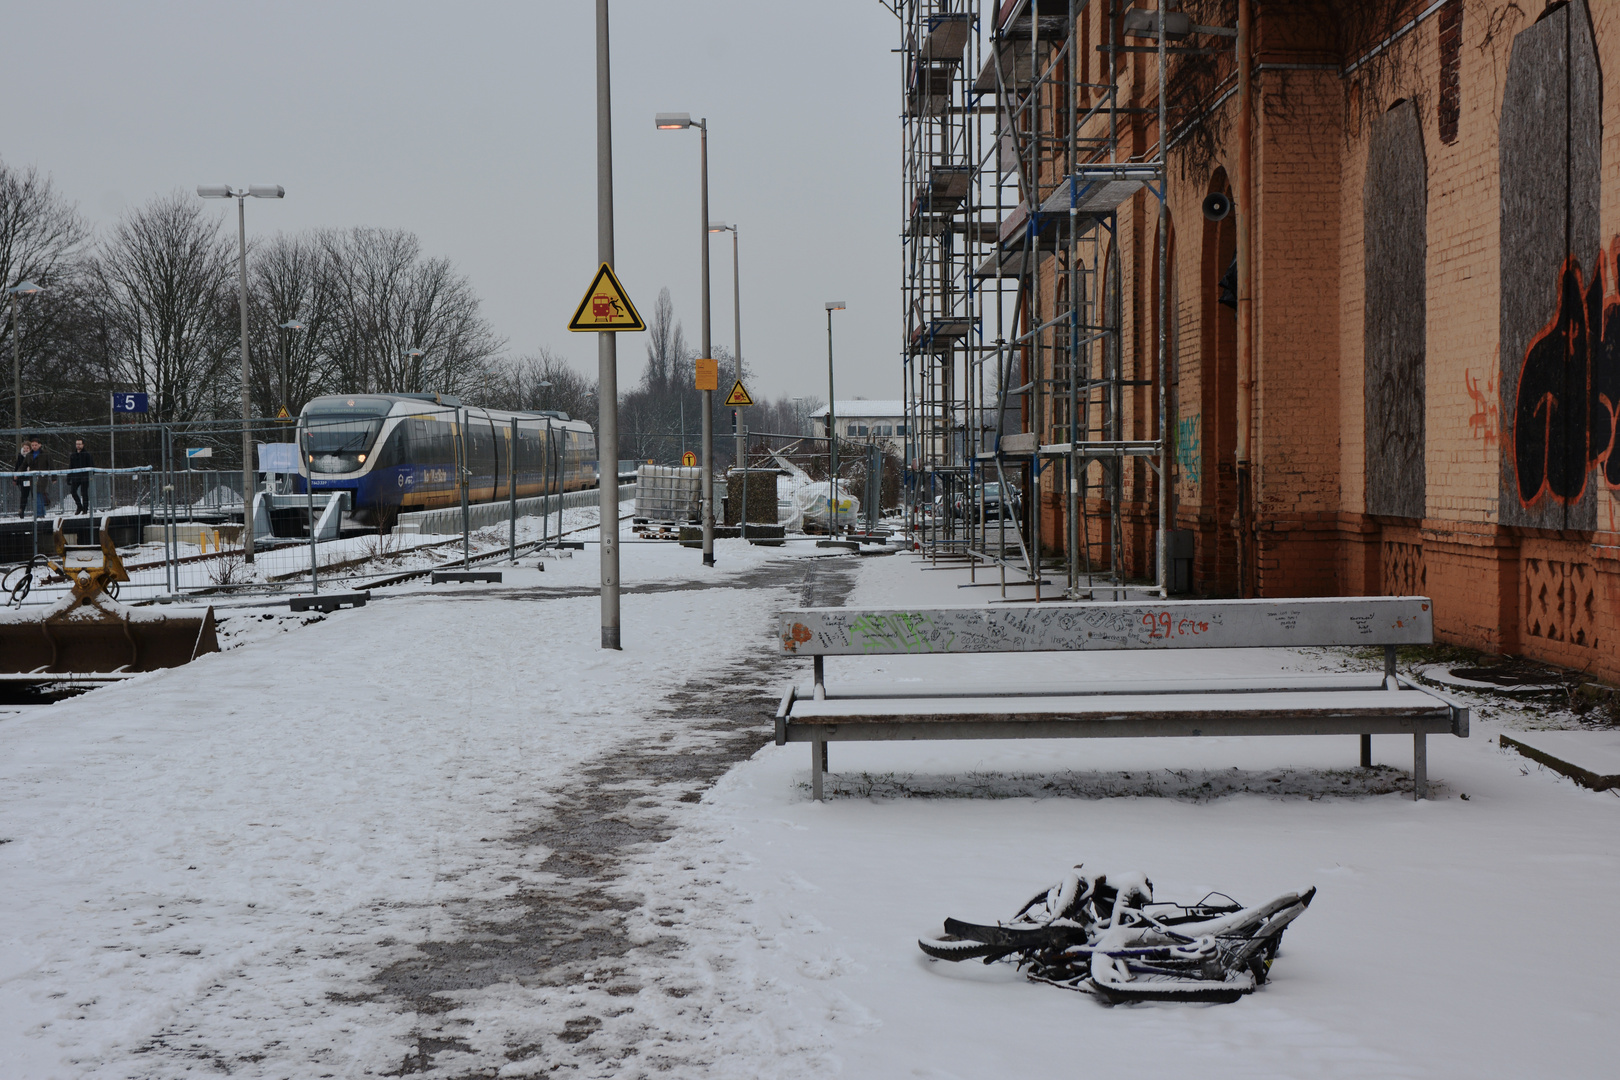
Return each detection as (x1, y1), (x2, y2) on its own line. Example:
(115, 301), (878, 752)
(404, 348), (425, 393)
(7, 280), (43, 442)
(656, 112), (716, 566)
(199, 184), (285, 564)
(825, 301), (845, 535)
(279, 319), (305, 415)
(709, 222), (742, 472)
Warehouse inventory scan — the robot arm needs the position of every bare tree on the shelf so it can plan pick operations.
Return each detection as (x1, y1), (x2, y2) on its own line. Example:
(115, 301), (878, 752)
(318, 227), (503, 396)
(87, 191), (237, 425)
(482, 347), (596, 418)
(248, 231), (340, 417)
(0, 159), (91, 431)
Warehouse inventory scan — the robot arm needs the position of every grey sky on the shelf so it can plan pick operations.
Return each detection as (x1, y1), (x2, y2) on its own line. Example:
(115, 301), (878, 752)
(1, 1), (901, 405)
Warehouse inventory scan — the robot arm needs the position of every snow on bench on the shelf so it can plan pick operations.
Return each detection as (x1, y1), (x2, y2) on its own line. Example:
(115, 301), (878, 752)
(774, 596), (1468, 801)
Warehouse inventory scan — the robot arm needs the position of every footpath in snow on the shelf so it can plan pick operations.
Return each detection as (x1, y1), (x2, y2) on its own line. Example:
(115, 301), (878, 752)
(1, 532), (1617, 1078)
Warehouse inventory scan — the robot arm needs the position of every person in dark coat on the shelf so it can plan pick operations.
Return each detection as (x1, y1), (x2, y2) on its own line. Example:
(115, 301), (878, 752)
(13, 437), (48, 518)
(68, 438), (93, 515)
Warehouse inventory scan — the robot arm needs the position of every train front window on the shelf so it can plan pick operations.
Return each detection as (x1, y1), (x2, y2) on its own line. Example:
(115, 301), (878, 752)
(303, 412), (386, 473)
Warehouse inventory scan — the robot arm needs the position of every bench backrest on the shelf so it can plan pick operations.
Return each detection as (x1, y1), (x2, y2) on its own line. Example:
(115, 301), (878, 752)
(779, 597), (1433, 656)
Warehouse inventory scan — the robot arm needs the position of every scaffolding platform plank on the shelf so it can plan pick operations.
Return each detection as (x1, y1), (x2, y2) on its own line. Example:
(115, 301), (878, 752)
(1040, 173), (1150, 215)
(908, 318), (975, 354)
(917, 11), (973, 61)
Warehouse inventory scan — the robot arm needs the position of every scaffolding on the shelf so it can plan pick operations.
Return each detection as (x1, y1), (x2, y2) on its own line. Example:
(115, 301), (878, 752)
(899, 0), (1176, 599)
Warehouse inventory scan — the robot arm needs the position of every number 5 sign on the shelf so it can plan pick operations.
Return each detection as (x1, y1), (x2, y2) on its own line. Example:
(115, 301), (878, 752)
(111, 392), (149, 414)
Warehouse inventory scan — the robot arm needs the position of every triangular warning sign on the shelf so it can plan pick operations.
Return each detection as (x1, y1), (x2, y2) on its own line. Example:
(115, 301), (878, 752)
(276, 406), (291, 420)
(724, 380), (754, 407)
(568, 263), (645, 332)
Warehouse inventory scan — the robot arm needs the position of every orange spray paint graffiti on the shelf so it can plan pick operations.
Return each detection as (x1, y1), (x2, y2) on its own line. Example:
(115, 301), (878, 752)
(1465, 368), (1498, 448)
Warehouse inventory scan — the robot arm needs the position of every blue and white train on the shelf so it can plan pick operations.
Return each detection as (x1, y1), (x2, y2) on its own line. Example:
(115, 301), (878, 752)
(296, 393), (597, 530)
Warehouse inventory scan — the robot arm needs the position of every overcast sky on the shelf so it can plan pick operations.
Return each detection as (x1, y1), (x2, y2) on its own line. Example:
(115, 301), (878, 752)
(0, 0), (903, 403)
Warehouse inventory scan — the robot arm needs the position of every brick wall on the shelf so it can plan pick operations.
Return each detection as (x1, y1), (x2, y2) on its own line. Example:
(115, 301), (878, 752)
(1028, 1), (1620, 680)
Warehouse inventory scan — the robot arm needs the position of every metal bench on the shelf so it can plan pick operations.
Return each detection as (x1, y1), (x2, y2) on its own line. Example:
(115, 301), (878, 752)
(431, 569), (502, 584)
(289, 591), (369, 613)
(775, 597), (1468, 801)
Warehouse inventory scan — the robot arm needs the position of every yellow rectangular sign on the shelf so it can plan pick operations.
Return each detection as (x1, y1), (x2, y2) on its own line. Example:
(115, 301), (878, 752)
(695, 357), (718, 391)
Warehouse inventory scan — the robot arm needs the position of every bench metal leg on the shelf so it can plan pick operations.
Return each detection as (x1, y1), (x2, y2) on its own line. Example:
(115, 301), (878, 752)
(1413, 734), (1427, 801)
(813, 655), (826, 701)
(1360, 734), (1372, 768)
(811, 739), (824, 801)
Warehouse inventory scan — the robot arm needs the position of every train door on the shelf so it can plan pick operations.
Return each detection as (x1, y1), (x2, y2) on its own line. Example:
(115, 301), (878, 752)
(493, 415), (506, 502)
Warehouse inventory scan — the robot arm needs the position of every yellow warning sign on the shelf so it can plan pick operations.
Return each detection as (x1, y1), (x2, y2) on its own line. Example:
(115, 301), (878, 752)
(724, 379), (753, 407)
(681, 451), (697, 467)
(568, 263), (645, 332)
(275, 406), (292, 421)
(695, 358), (718, 391)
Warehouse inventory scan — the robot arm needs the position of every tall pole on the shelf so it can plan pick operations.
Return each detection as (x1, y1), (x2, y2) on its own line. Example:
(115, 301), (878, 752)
(10, 294), (18, 440)
(699, 119), (714, 567)
(730, 227), (743, 472)
(827, 307), (838, 537)
(236, 196), (256, 564)
(596, 0), (622, 648)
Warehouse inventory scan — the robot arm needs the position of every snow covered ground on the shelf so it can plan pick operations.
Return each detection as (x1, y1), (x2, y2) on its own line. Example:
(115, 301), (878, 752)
(2, 527), (1616, 1078)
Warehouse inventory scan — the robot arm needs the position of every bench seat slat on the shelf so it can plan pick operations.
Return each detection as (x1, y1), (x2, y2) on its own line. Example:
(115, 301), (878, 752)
(786, 688), (1448, 721)
(781, 714), (1458, 742)
(790, 671), (1395, 704)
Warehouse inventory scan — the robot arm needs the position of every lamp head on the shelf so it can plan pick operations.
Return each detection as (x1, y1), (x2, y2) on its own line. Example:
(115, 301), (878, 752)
(7, 280), (44, 296)
(280, 319), (306, 331)
(196, 184), (234, 199)
(825, 301), (846, 311)
(248, 185), (285, 199)
(655, 112), (693, 130)
(708, 221), (732, 233)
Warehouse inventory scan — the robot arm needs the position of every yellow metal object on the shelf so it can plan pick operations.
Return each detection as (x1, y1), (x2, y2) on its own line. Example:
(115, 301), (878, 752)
(0, 522), (218, 675)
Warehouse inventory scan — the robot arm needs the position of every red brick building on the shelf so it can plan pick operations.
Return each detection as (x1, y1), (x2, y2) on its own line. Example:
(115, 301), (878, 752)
(1025, 0), (1619, 680)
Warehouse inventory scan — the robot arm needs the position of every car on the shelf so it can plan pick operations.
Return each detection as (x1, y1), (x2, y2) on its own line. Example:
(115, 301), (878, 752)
(953, 482), (1019, 520)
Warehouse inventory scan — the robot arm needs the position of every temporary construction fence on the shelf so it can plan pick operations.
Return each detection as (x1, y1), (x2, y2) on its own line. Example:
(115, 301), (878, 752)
(0, 413), (637, 608)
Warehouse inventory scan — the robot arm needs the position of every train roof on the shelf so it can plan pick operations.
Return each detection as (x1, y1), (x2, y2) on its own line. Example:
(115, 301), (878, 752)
(302, 394), (591, 430)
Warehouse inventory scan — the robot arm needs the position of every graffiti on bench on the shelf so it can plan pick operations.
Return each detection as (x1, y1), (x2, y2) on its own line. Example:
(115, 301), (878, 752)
(779, 598), (1433, 656)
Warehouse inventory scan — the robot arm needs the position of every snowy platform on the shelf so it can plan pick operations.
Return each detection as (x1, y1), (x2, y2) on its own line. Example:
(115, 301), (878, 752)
(1499, 730), (1620, 791)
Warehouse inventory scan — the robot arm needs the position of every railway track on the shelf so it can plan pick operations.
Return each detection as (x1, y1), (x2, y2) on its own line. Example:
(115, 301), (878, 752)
(352, 512), (631, 592)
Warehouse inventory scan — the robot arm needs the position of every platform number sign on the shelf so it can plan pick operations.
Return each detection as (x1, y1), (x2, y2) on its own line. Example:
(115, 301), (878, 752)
(112, 392), (149, 414)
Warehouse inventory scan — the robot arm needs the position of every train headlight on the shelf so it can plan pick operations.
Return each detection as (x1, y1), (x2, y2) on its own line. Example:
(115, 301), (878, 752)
(358, 453), (366, 463)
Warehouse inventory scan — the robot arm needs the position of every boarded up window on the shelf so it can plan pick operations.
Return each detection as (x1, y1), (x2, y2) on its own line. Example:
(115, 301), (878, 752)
(1499, 0), (1601, 530)
(1364, 99), (1428, 520)
(1438, 0), (1462, 144)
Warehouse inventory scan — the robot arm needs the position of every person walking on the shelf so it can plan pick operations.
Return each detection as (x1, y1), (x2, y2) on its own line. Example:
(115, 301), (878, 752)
(68, 438), (93, 515)
(13, 437), (48, 518)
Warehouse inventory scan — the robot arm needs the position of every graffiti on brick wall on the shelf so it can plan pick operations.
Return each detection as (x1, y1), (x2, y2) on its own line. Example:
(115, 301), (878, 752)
(1498, 0), (1601, 530)
(1522, 557), (1599, 650)
(1511, 246), (1620, 506)
(1175, 412), (1202, 486)
(1465, 368), (1498, 448)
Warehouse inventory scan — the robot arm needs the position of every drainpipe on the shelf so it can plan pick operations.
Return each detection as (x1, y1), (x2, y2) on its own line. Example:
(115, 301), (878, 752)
(1235, 0), (1254, 597)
